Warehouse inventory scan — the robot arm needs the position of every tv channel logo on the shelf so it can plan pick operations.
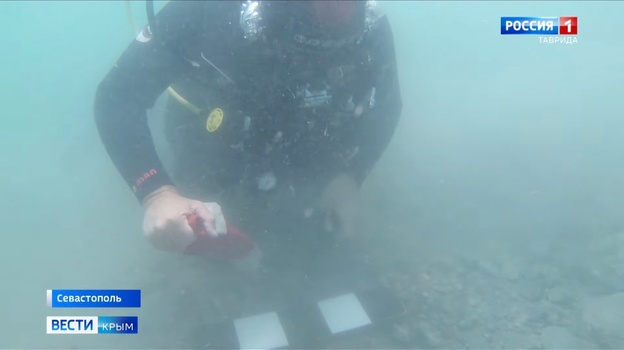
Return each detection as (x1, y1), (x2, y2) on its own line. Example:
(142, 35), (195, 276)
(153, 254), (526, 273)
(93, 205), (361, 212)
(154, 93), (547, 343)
(46, 316), (138, 334)
(501, 17), (578, 35)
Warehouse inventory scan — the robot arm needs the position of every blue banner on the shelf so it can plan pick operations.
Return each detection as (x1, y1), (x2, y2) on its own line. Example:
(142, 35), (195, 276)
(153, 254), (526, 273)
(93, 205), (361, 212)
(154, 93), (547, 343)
(500, 16), (559, 35)
(47, 289), (141, 308)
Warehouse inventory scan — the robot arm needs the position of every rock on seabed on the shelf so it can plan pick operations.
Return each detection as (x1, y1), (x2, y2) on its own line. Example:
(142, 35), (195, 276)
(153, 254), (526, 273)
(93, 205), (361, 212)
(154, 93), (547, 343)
(582, 292), (624, 347)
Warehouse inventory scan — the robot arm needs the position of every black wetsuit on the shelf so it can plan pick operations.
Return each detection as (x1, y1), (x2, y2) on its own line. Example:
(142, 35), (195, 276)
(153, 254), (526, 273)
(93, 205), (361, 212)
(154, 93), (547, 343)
(94, 1), (402, 205)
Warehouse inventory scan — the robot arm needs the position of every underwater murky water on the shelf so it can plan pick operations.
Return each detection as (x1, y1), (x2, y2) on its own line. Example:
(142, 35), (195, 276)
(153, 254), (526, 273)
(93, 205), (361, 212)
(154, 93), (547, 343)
(1, 1), (624, 348)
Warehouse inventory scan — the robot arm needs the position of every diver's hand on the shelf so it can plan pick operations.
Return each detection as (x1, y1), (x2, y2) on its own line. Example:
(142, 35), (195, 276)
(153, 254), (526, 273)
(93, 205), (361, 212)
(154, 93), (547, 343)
(141, 185), (225, 253)
(320, 174), (360, 238)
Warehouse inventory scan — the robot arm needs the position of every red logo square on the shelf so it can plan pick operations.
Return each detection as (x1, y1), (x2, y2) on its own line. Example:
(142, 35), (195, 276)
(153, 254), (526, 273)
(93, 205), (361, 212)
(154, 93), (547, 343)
(560, 16), (578, 35)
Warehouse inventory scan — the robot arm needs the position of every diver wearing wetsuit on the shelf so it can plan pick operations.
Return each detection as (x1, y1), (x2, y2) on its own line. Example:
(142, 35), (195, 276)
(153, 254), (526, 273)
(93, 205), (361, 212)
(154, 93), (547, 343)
(94, 1), (402, 255)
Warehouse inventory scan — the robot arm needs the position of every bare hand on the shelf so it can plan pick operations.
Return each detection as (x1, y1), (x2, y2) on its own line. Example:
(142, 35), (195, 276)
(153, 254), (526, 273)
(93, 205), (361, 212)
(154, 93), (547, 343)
(320, 174), (360, 238)
(141, 185), (225, 253)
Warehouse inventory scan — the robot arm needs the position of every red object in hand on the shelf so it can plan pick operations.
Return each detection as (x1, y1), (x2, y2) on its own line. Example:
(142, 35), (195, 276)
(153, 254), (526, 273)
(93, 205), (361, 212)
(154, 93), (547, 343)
(186, 214), (210, 236)
(184, 214), (255, 259)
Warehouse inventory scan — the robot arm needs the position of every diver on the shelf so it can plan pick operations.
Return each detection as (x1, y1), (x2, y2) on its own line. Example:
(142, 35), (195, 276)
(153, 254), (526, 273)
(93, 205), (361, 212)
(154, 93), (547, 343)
(94, 0), (403, 260)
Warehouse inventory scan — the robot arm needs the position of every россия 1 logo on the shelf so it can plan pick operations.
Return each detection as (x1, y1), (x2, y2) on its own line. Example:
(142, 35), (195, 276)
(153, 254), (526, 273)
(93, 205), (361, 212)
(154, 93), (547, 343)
(500, 16), (578, 45)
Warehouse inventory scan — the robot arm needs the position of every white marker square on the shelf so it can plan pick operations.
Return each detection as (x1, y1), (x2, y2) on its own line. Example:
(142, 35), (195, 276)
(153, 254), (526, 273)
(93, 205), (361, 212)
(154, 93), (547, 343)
(233, 312), (288, 349)
(317, 293), (371, 334)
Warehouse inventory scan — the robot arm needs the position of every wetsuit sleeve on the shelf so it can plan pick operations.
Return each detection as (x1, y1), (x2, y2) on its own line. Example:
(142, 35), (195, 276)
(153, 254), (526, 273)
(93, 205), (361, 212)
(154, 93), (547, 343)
(94, 2), (201, 203)
(349, 15), (403, 186)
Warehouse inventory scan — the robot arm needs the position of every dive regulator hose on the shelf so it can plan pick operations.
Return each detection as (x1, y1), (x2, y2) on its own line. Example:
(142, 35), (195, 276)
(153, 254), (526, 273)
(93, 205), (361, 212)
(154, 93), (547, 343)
(146, 0), (157, 35)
